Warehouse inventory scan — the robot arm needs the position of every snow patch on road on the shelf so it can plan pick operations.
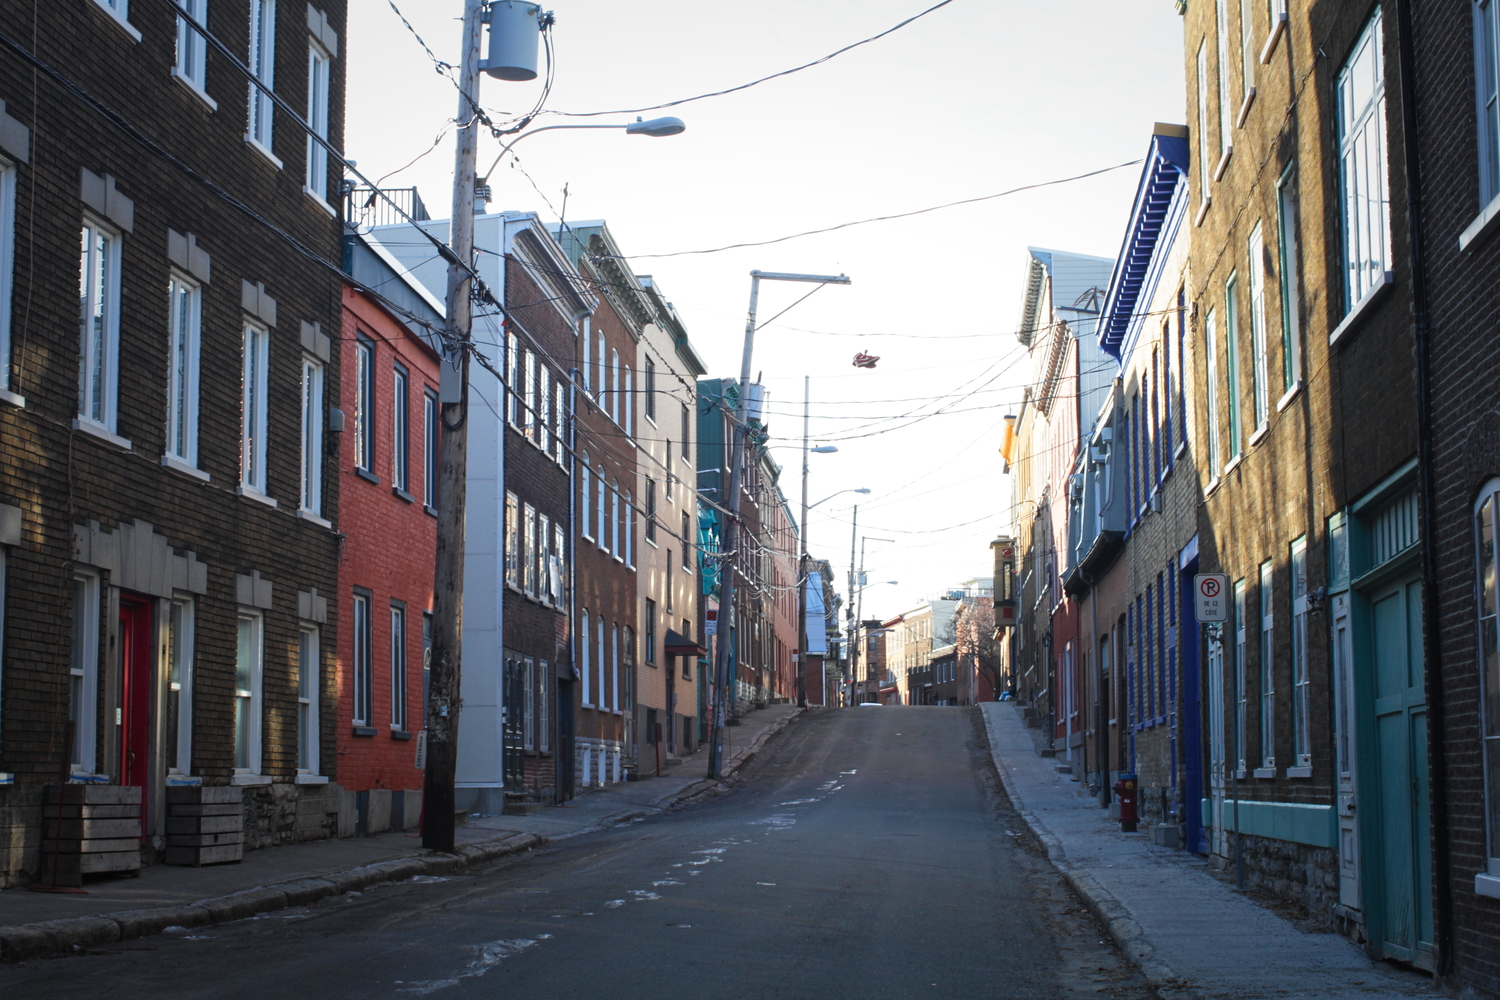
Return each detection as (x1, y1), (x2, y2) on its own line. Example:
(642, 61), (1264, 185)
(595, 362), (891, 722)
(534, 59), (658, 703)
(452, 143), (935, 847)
(399, 938), (540, 995)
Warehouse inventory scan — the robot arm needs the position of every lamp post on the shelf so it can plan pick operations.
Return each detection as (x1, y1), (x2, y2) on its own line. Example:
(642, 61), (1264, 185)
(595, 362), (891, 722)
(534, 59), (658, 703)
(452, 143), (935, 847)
(707, 270), (850, 779)
(475, 117), (686, 204)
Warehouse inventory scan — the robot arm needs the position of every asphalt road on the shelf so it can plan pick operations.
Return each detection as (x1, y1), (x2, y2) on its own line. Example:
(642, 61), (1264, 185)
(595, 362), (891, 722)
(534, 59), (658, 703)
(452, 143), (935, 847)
(0, 707), (1156, 999)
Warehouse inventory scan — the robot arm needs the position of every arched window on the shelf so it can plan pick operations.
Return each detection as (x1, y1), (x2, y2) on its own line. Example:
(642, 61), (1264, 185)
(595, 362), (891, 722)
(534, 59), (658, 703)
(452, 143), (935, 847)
(580, 610), (591, 706)
(580, 453), (592, 540)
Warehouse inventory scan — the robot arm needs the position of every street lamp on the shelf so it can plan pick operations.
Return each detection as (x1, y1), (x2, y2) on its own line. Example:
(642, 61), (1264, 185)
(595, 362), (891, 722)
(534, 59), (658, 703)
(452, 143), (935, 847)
(707, 270), (851, 778)
(475, 116), (687, 203)
(812, 487), (870, 509)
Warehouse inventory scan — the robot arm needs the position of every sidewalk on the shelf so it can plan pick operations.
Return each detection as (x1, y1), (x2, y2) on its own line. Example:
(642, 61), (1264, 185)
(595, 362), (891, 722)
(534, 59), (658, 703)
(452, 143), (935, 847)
(0, 704), (802, 962)
(979, 702), (1436, 1000)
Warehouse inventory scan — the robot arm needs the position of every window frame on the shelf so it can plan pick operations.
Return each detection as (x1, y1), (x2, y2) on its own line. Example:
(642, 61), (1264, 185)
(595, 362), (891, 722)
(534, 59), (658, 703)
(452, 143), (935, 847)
(423, 388), (439, 510)
(1336, 8), (1392, 313)
(1290, 535), (1311, 767)
(352, 590), (372, 727)
(1224, 275), (1243, 461)
(166, 596), (195, 774)
(1205, 307), (1222, 476)
(297, 623), (320, 774)
(78, 216), (123, 434)
(505, 491), (521, 589)
(645, 357), (657, 422)
(1259, 558), (1275, 770)
(166, 271), (203, 468)
(1248, 222), (1269, 429)
(580, 454), (593, 541)
(70, 571), (101, 776)
(247, 0), (276, 152)
(241, 321), (271, 494)
(235, 608), (265, 774)
(305, 36), (332, 201)
(581, 610), (592, 707)
(1473, 483), (1500, 875)
(300, 356), (324, 516)
(174, 0), (210, 96)
(392, 362), (410, 493)
(354, 334), (375, 475)
(0, 157), (16, 403)
(390, 602), (407, 732)
(1276, 165), (1304, 391)
(1233, 576), (1248, 773)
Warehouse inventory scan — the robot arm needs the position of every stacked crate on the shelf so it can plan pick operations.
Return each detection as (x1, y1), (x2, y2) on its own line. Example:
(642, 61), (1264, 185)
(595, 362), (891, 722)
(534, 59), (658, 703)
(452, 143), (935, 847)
(165, 786), (244, 865)
(41, 784), (142, 886)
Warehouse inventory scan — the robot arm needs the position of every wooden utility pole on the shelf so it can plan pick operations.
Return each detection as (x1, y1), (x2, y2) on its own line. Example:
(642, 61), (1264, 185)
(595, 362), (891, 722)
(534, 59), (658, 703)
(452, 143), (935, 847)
(423, 0), (484, 854)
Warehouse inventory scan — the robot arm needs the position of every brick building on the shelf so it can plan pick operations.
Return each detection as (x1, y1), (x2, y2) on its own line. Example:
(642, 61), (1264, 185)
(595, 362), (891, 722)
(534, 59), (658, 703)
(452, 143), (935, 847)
(1403, 0), (1500, 991)
(1179, 0), (1423, 963)
(0, 0), (349, 885)
(332, 235), (441, 835)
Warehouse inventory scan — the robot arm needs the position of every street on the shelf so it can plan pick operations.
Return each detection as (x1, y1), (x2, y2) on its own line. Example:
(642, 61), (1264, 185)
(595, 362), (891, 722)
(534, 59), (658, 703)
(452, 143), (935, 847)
(0, 708), (1152, 999)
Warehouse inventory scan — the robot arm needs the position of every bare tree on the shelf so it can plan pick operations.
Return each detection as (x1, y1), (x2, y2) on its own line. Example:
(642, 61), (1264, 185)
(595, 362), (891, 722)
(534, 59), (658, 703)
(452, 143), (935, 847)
(943, 599), (1003, 701)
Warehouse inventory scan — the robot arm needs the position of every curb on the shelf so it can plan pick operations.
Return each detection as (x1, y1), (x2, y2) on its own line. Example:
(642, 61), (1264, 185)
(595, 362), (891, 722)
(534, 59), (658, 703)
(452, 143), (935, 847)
(978, 705), (1186, 991)
(0, 832), (543, 963)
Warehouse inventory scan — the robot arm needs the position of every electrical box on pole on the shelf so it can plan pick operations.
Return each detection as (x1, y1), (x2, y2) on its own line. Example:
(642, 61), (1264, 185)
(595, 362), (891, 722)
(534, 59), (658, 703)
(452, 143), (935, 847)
(482, 1), (544, 81)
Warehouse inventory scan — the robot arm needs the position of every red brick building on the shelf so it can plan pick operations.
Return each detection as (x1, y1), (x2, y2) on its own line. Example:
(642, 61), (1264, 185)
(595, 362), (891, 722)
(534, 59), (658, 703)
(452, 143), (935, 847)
(333, 236), (441, 835)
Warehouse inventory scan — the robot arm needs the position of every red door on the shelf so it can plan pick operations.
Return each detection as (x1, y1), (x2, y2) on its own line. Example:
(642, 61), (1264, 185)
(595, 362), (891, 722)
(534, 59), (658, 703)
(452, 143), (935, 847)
(119, 596), (153, 802)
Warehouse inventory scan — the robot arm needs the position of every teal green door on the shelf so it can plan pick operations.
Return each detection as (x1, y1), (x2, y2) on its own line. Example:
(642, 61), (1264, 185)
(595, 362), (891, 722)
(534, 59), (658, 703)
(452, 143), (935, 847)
(1366, 575), (1432, 968)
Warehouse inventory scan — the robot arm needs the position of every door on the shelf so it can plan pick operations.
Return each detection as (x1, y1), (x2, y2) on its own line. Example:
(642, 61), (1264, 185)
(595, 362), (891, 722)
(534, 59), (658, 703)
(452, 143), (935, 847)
(1364, 576), (1432, 968)
(118, 595), (153, 798)
(501, 657), (526, 789)
(1180, 568), (1205, 854)
(1332, 592), (1360, 913)
(1206, 630), (1227, 858)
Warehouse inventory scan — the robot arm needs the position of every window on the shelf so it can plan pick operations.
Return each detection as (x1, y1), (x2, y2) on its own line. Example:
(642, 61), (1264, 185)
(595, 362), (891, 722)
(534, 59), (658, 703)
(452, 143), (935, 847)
(625, 491), (634, 568)
(247, 0), (275, 150)
(1233, 578), (1248, 772)
(1240, 0), (1255, 103)
(580, 454), (593, 540)
(1337, 9), (1391, 311)
(612, 623), (621, 712)
(352, 592), (372, 726)
(1276, 166), (1303, 390)
(1481, 1), (1500, 206)
(392, 364), (409, 493)
(506, 331), (521, 427)
(610, 348), (620, 424)
(1290, 535), (1310, 767)
(166, 274), (202, 467)
(1472, 486), (1500, 875)
(596, 465), (607, 546)
(235, 610), (264, 773)
(611, 480), (621, 557)
(667, 554), (675, 612)
(553, 380), (565, 464)
(538, 659), (550, 752)
(646, 479), (658, 543)
(1259, 558), (1275, 769)
(552, 523), (566, 605)
(300, 358), (324, 515)
(505, 491), (520, 589)
(174, 0), (208, 92)
(0, 158), (13, 401)
(297, 626), (319, 773)
(597, 334), (607, 414)
(538, 363), (551, 454)
(525, 351), (538, 441)
(646, 598), (657, 664)
(645, 357), (657, 421)
(391, 604), (407, 731)
(523, 655), (535, 751)
(624, 367), (633, 437)
(581, 611), (592, 706)
(78, 219), (122, 432)
(354, 335), (374, 474)
(580, 316), (592, 395)
(1248, 223), (1269, 429)
(596, 614), (606, 709)
(683, 514), (693, 571)
(523, 503), (537, 597)
(1216, 0), (1232, 155)
(166, 598), (194, 773)
(1197, 41), (1211, 204)
(306, 38), (331, 199)
(241, 322), (270, 493)
(70, 573), (100, 774)
(422, 611), (432, 722)
(681, 403), (691, 465)
(537, 513), (551, 602)
(1205, 307), (1222, 474)
(423, 390), (439, 509)
(1224, 276), (1243, 460)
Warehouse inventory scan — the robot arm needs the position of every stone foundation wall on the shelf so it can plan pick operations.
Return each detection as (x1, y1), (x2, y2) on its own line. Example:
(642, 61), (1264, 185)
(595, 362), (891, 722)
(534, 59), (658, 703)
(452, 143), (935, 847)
(1212, 832), (1339, 928)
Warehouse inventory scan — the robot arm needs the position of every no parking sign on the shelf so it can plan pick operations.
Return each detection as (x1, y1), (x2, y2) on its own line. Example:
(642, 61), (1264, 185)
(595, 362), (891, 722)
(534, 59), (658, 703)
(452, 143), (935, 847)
(1194, 574), (1229, 623)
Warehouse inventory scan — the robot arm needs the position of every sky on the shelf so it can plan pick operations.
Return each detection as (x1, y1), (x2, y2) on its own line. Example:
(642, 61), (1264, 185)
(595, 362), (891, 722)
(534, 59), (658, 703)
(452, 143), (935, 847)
(345, 0), (1188, 624)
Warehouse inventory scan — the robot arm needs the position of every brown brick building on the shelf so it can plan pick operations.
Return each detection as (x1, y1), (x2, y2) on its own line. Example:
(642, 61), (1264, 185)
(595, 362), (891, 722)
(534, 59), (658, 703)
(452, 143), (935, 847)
(0, 0), (350, 884)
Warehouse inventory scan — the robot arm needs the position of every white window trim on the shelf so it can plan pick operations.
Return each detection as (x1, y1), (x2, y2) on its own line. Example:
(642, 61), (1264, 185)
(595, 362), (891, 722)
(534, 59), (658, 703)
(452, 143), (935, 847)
(90, 0), (143, 42)
(173, 0), (214, 109)
(354, 335), (375, 475)
(167, 596), (196, 775)
(581, 611), (592, 707)
(166, 271), (203, 470)
(392, 363), (409, 494)
(246, 0), (277, 151)
(390, 604), (407, 731)
(1290, 535), (1311, 767)
(79, 216), (123, 434)
(305, 37), (332, 203)
(301, 356), (324, 516)
(423, 389), (439, 511)
(1336, 9), (1393, 315)
(0, 158), (18, 408)
(1259, 559), (1275, 770)
(234, 608), (265, 777)
(71, 570), (101, 776)
(1248, 222), (1269, 428)
(352, 591), (372, 726)
(241, 320), (270, 494)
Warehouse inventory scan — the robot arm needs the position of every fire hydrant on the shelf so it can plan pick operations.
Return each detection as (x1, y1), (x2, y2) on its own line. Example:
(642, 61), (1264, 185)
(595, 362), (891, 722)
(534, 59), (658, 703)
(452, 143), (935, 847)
(1115, 773), (1138, 832)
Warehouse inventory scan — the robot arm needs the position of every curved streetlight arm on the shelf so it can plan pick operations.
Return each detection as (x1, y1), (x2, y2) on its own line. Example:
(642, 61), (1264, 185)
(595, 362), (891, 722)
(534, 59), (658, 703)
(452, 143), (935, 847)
(477, 117), (686, 188)
(810, 488), (870, 510)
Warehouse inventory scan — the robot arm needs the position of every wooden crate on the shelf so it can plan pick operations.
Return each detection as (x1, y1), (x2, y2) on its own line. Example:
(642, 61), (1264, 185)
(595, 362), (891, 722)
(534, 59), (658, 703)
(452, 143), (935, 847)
(38, 784), (142, 886)
(164, 786), (244, 866)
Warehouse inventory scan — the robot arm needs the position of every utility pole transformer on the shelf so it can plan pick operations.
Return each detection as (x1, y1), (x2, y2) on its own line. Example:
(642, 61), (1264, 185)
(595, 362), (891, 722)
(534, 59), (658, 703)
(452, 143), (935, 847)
(423, 0), (484, 854)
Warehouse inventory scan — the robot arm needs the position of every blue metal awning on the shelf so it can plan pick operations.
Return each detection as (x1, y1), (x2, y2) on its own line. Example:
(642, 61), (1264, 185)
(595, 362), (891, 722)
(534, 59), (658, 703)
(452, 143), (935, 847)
(1098, 133), (1190, 361)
